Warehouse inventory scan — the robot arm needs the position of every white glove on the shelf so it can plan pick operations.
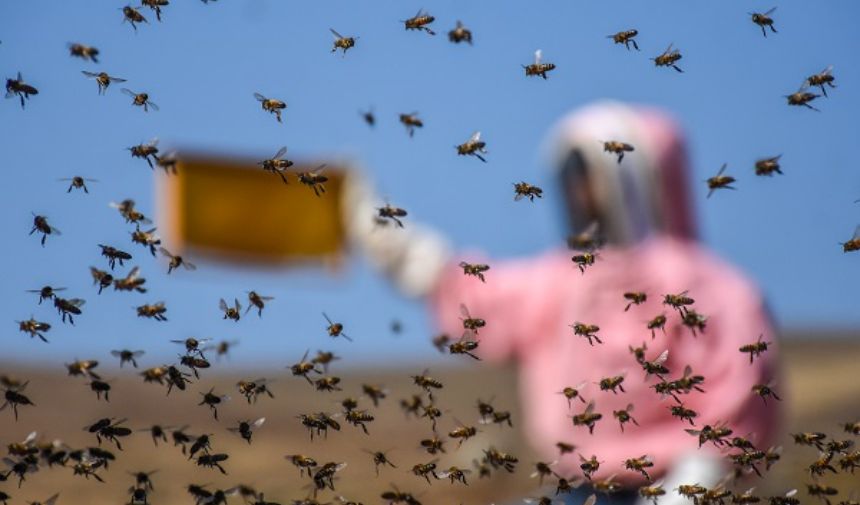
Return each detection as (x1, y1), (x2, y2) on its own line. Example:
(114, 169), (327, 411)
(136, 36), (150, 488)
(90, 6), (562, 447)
(341, 172), (452, 298)
(635, 452), (726, 505)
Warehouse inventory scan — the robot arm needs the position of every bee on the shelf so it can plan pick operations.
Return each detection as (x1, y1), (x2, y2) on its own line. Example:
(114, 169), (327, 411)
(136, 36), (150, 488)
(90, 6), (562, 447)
(786, 85), (820, 111)
(361, 384), (387, 407)
(87, 417), (132, 449)
(613, 404), (639, 432)
(567, 222), (604, 251)
(678, 485), (708, 503)
(254, 92), (286, 123)
(483, 447), (519, 473)
(54, 297), (85, 324)
(805, 65), (836, 97)
(598, 374), (626, 394)
(685, 423), (733, 448)
(285, 454), (318, 478)
(663, 290), (694, 312)
(411, 460), (440, 484)
(154, 150), (179, 174)
(313, 351), (340, 373)
(87, 379), (111, 401)
(431, 333), (451, 353)
(68, 42), (99, 62)
(750, 7), (778, 37)
(707, 163), (736, 198)
(844, 421), (860, 435)
(669, 404), (698, 425)
(363, 449), (396, 476)
(330, 28), (357, 55)
(17, 317), (51, 342)
(420, 436), (446, 455)
(360, 107), (375, 127)
(459, 261), (490, 282)
(344, 410), (374, 434)
(212, 340), (238, 359)
(411, 369), (443, 395)
(399, 112), (423, 137)
(121, 88), (159, 112)
(449, 421), (478, 447)
(7, 431), (38, 457)
(681, 309), (708, 336)
(298, 165), (329, 197)
(159, 247), (196, 273)
(601, 140), (635, 163)
(236, 378), (274, 403)
(198, 388), (229, 419)
(5, 72), (39, 109)
(1, 381), (34, 420)
(314, 375), (342, 393)
(559, 383), (588, 408)
(111, 199), (152, 225)
(675, 365), (706, 394)
(733, 488), (762, 505)
(642, 349), (670, 379)
(456, 131), (488, 162)
(652, 43), (683, 73)
(121, 5), (148, 31)
(702, 486), (733, 505)
(81, 71), (126, 94)
(435, 466), (469, 486)
(140, 366), (167, 386)
(608, 30), (639, 50)
(838, 450), (860, 473)
(128, 139), (160, 168)
(448, 20), (472, 44)
(381, 485), (423, 505)
(179, 354), (211, 379)
(420, 404), (443, 431)
(579, 454), (602, 480)
(460, 303), (486, 336)
(26, 285), (66, 304)
(523, 49), (556, 79)
(172, 337), (211, 356)
(114, 266), (147, 293)
(323, 312), (352, 341)
(639, 482), (667, 504)
(623, 292), (647, 311)
(768, 490), (800, 505)
(739, 334), (771, 363)
(66, 359), (100, 379)
(624, 455), (654, 481)
(486, 409), (513, 428)
(841, 226), (860, 252)
(228, 418), (265, 444)
(755, 155), (783, 176)
(107, 350), (143, 372)
(136, 302), (167, 321)
(449, 335), (481, 360)
(30, 214), (61, 246)
(764, 445), (783, 470)
(313, 462), (347, 494)
(556, 476), (585, 495)
(403, 9), (435, 35)
(219, 298), (241, 321)
(258, 146), (293, 184)
(140, 0), (168, 21)
(528, 460), (559, 485)
(751, 383), (781, 405)
(290, 350), (321, 384)
(98, 244), (132, 270)
(59, 176), (97, 193)
(197, 453), (229, 474)
(572, 402), (602, 434)
(514, 182), (543, 201)
(131, 227), (161, 256)
(806, 483), (839, 505)
(571, 322), (602, 346)
(166, 365), (193, 394)
(377, 202), (408, 227)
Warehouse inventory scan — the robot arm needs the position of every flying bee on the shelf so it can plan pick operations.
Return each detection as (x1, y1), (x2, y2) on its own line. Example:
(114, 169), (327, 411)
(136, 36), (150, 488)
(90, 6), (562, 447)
(7, 431), (38, 457)
(529, 461), (559, 485)
(5, 72), (38, 109)
(128, 139), (160, 168)
(198, 388), (229, 420)
(456, 131), (488, 162)
(121, 5), (148, 31)
(399, 112), (423, 137)
(172, 337), (211, 356)
(750, 7), (777, 37)
(403, 9), (435, 35)
(808, 453), (838, 477)
(523, 49), (556, 79)
(228, 418), (265, 444)
(571, 322), (601, 345)
(110, 199), (152, 225)
(448, 20), (472, 44)
(290, 350), (321, 384)
(196, 453), (229, 474)
(361, 384), (387, 407)
(323, 312), (352, 341)
(841, 226), (860, 252)
(69, 42), (99, 62)
(411, 369), (443, 396)
(313, 462), (347, 494)
(678, 485), (709, 502)
(439, 466), (471, 485)
(411, 460), (440, 484)
(114, 266), (147, 293)
(111, 349), (144, 368)
(751, 383), (781, 405)
(298, 165), (329, 196)
(166, 365), (192, 394)
(219, 298), (241, 321)
(844, 421), (860, 435)
(136, 302), (167, 321)
(449, 335), (481, 360)
(66, 359), (100, 379)
(579, 454), (602, 480)
(121, 88), (159, 112)
(838, 451), (860, 473)
(460, 303), (486, 336)
(484, 447), (519, 473)
(431, 333), (451, 353)
(330, 28), (358, 55)
(314, 375), (342, 393)
(362, 449), (397, 476)
(420, 436), (446, 455)
(764, 446), (782, 470)
(59, 176), (97, 193)
(54, 297), (85, 324)
(572, 402), (603, 434)
(30, 214), (60, 246)
(642, 349), (670, 379)
(420, 404), (443, 430)
(236, 378), (274, 403)
(623, 292), (647, 311)
(663, 290), (694, 312)
(786, 85), (820, 111)
(81, 70), (126, 94)
(669, 404), (698, 425)
(598, 374), (626, 394)
(1, 381), (34, 420)
(652, 43), (683, 72)
(755, 155), (783, 176)
(99, 244), (132, 270)
(449, 421), (478, 447)
(18, 317), (51, 342)
(140, 0), (168, 21)
(733, 489), (762, 505)
(312, 351), (340, 373)
(608, 30), (639, 50)
(179, 354), (211, 379)
(685, 423), (733, 448)
(345, 410), (374, 434)
(630, 342), (648, 364)
(131, 227), (161, 256)
(212, 340), (238, 359)
(285, 454), (318, 477)
(459, 262), (490, 282)
(87, 417), (132, 449)
(377, 202), (408, 227)
(559, 382), (588, 408)
(806, 483), (838, 505)
(601, 140), (635, 163)
(511, 181), (545, 203)
(26, 285), (66, 304)
(567, 222), (604, 251)
(258, 146), (293, 183)
(360, 107), (375, 127)
(254, 92), (286, 123)
(805, 65), (836, 97)
(707, 163), (736, 198)
(681, 309), (708, 336)
(159, 247), (196, 273)
(88, 379), (112, 401)
(675, 365), (706, 393)
(340, 397), (359, 412)
(624, 455), (654, 481)
(739, 334), (771, 363)
(613, 404), (639, 432)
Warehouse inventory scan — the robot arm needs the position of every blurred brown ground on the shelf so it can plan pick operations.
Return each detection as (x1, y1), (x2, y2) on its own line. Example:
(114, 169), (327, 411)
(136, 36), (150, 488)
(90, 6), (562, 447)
(1, 337), (858, 505)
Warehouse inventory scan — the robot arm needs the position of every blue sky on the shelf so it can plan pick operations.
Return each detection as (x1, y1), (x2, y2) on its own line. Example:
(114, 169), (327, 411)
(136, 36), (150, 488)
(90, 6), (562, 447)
(1, 1), (858, 367)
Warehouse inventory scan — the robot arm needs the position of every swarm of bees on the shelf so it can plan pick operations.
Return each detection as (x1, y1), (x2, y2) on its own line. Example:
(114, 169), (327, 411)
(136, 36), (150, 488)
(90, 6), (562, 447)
(2, 4), (858, 505)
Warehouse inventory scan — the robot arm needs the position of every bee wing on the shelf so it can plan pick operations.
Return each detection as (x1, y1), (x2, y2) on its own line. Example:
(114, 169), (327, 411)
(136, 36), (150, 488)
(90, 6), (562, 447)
(534, 49), (542, 64)
(147, 100), (159, 111)
(111, 350), (123, 357)
(684, 428), (701, 436)
(653, 349), (669, 366)
(323, 312), (334, 324)
(127, 266), (140, 280)
(584, 401), (595, 414)
(253, 92), (268, 102)
(121, 88), (136, 97)
(414, 7), (423, 18)
(330, 28), (344, 39)
(682, 365), (693, 378)
(44, 494), (60, 505)
(852, 225), (860, 239)
(23, 431), (38, 444)
(716, 163), (727, 176)
(111, 76), (127, 83)
(459, 303), (472, 318)
(234, 298), (242, 311)
(219, 299), (228, 311)
(252, 417), (266, 428)
(785, 490), (797, 498)
(764, 6), (777, 15)
(274, 146), (288, 159)
(583, 494), (597, 505)
(259, 295), (274, 301)
(82, 70), (99, 78)
(664, 43), (674, 54)
(820, 65), (834, 76)
(158, 247), (174, 259)
(470, 131), (481, 143)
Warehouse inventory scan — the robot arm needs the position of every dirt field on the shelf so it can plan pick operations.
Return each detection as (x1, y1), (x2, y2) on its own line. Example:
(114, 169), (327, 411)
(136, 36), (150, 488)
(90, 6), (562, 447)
(1, 338), (858, 505)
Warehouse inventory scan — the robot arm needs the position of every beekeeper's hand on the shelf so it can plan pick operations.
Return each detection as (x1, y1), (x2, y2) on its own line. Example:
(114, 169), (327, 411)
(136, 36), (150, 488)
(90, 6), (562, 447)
(342, 173), (452, 297)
